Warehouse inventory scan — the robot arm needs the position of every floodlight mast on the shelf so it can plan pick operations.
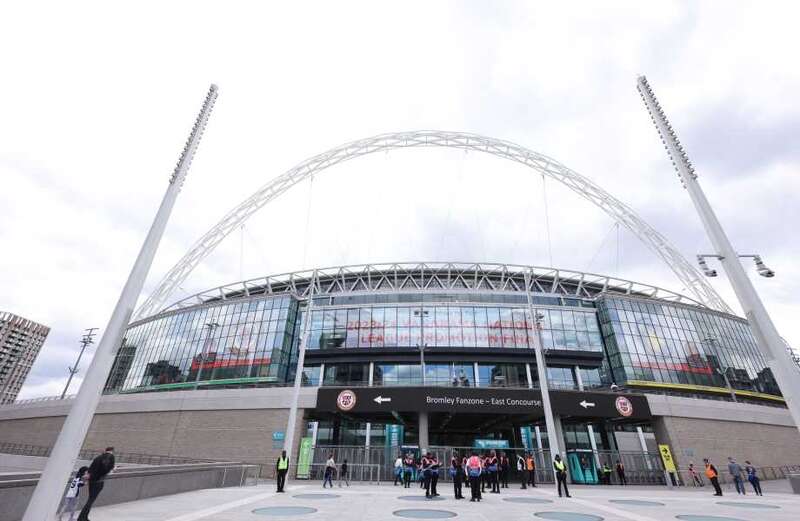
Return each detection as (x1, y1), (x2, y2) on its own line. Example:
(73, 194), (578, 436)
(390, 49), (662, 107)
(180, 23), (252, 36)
(637, 76), (800, 435)
(21, 84), (218, 521)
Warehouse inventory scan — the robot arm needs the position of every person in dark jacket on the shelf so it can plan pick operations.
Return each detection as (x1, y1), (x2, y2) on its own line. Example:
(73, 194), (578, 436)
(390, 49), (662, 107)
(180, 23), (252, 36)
(77, 447), (115, 521)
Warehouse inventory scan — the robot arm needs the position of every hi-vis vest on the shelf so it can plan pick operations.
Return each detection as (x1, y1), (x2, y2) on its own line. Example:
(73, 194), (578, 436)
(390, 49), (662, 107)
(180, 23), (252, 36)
(278, 457), (289, 470)
(705, 464), (716, 479)
(554, 460), (566, 472)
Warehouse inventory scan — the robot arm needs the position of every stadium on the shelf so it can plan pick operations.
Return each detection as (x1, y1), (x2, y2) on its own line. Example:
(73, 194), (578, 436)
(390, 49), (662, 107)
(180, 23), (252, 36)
(1, 131), (798, 486)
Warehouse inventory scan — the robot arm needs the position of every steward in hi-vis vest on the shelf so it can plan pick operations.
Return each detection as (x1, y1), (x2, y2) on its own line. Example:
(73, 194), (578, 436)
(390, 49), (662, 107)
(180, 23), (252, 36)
(276, 450), (289, 493)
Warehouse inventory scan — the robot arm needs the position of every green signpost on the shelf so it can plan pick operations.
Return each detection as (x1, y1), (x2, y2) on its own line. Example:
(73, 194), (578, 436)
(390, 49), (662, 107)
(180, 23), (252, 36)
(296, 437), (313, 479)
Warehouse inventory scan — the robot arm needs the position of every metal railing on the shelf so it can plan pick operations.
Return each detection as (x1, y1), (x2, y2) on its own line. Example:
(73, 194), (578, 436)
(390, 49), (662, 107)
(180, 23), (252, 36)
(0, 442), (221, 466)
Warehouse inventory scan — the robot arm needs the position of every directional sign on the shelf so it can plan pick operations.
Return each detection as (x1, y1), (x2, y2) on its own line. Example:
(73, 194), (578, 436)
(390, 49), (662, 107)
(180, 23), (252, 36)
(316, 387), (651, 419)
(659, 444), (677, 473)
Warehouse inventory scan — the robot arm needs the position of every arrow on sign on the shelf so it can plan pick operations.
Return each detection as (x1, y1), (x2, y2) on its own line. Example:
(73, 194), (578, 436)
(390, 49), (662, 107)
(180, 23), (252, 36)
(374, 396), (392, 404)
(579, 400), (596, 409)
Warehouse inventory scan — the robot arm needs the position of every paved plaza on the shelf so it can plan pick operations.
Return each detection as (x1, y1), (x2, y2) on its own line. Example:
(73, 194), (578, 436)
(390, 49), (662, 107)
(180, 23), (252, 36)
(86, 479), (800, 521)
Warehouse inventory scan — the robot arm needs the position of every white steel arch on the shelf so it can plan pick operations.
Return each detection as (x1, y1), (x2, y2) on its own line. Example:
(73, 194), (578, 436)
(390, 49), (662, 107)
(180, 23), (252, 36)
(134, 130), (731, 320)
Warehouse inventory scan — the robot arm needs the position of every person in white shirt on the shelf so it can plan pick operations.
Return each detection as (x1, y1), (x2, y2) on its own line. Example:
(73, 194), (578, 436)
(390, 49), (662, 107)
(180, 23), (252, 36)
(394, 455), (403, 486)
(59, 466), (88, 521)
(323, 453), (336, 488)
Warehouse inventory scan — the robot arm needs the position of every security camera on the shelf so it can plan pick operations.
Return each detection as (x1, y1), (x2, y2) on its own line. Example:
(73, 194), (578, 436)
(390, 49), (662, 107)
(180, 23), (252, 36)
(753, 256), (775, 278)
(696, 256), (718, 277)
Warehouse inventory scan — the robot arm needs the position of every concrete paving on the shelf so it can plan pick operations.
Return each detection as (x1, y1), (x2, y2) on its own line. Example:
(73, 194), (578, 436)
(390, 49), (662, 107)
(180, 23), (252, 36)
(84, 479), (800, 521)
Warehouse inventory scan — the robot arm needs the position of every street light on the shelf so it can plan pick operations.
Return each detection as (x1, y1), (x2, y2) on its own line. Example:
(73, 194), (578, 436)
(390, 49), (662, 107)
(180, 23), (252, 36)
(61, 328), (98, 399)
(194, 321), (220, 389)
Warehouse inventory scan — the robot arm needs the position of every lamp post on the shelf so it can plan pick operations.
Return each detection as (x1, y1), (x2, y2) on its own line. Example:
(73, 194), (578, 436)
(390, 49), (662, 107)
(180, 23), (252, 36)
(21, 84), (218, 521)
(638, 76), (800, 435)
(523, 270), (561, 459)
(60, 328), (98, 399)
(194, 321), (220, 389)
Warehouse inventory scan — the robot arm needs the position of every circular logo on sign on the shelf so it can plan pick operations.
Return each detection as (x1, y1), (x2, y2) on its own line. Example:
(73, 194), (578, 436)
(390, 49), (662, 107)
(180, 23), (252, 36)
(615, 396), (634, 417)
(336, 390), (357, 411)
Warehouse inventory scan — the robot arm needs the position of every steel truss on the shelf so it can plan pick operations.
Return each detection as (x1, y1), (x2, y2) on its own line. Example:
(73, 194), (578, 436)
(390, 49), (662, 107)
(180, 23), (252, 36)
(134, 131), (731, 321)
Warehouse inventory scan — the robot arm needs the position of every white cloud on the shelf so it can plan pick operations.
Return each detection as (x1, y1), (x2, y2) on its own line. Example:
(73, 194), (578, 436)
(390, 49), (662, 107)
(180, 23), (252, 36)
(1, 1), (798, 398)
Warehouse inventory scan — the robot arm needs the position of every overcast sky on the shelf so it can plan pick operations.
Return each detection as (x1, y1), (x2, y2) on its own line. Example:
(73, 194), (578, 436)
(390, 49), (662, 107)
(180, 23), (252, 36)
(2, 1), (798, 400)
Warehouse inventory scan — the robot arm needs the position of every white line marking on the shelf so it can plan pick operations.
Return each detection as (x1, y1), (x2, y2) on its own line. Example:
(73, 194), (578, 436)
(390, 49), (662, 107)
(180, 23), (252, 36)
(163, 490), (277, 521)
(531, 487), (662, 521)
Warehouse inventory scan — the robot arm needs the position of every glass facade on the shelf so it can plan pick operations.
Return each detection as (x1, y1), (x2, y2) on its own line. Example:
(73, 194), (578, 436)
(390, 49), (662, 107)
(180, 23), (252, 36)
(307, 305), (603, 352)
(105, 278), (779, 400)
(106, 296), (298, 392)
(597, 296), (778, 395)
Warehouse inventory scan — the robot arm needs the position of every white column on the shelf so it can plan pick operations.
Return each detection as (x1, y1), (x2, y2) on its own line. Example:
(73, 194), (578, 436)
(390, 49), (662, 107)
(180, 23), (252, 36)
(318, 363), (325, 387)
(534, 425), (543, 450)
(574, 366), (584, 391)
(368, 362), (374, 386)
(526, 363), (534, 389)
(21, 85), (218, 521)
(637, 426), (654, 471)
(419, 412), (429, 452)
(365, 422), (372, 447)
(311, 421), (319, 446)
(473, 363), (480, 387)
(587, 424), (601, 467)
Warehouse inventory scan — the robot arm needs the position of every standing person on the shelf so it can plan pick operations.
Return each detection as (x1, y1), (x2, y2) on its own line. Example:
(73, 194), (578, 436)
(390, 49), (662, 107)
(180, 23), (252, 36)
(527, 453), (537, 487)
(488, 450), (500, 493)
(601, 462), (612, 485)
(451, 451), (465, 499)
(323, 453), (336, 488)
(276, 450), (289, 492)
(499, 452), (510, 488)
(466, 451), (482, 502)
(77, 447), (115, 521)
(403, 453), (415, 488)
(58, 466), (88, 521)
(339, 459), (350, 487)
(461, 453), (470, 490)
(615, 460), (627, 485)
(553, 454), (571, 498)
(704, 458), (723, 496)
(394, 454), (404, 486)
(688, 462), (704, 487)
(516, 453), (527, 489)
(421, 452), (436, 498)
(429, 453), (440, 497)
(744, 461), (763, 496)
(727, 457), (746, 495)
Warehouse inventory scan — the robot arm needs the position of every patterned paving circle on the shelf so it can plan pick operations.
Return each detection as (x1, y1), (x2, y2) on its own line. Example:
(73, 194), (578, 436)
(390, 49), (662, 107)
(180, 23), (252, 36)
(534, 513), (604, 521)
(609, 499), (665, 507)
(393, 509), (457, 519)
(503, 497), (554, 504)
(293, 493), (341, 499)
(716, 501), (780, 509)
(398, 495), (446, 501)
(675, 514), (745, 521)
(252, 506), (318, 516)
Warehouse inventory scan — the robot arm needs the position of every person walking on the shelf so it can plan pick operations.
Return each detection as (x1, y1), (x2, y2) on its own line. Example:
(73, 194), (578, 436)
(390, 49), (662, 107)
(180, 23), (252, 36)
(323, 453), (336, 488)
(451, 451), (465, 499)
(339, 459), (350, 487)
(704, 458), (723, 496)
(499, 452), (510, 488)
(744, 461), (763, 496)
(526, 453), (537, 487)
(58, 466), (88, 521)
(488, 450), (500, 493)
(553, 454), (571, 498)
(276, 450), (289, 492)
(394, 454), (404, 486)
(403, 453), (415, 488)
(466, 451), (482, 502)
(77, 447), (115, 521)
(727, 457), (746, 495)
(688, 462), (704, 487)
(615, 460), (627, 485)
(516, 453), (527, 489)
